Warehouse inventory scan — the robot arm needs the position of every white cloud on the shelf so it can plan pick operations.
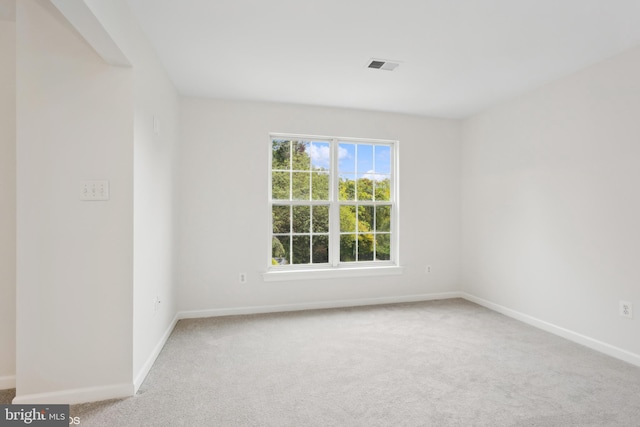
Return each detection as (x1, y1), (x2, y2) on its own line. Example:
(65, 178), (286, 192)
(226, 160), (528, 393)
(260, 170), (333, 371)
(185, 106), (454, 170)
(308, 144), (330, 168)
(362, 170), (388, 181)
(308, 144), (349, 169)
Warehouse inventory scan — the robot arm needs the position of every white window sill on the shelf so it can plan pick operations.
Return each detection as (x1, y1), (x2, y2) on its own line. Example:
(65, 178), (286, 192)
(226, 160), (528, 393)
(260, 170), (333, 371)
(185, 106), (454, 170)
(262, 265), (404, 282)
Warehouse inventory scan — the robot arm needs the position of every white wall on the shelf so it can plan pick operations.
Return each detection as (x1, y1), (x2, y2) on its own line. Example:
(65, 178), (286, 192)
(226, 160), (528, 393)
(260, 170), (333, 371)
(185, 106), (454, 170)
(15, 0), (133, 401)
(461, 46), (640, 358)
(12, 0), (180, 402)
(129, 37), (179, 391)
(0, 7), (16, 389)
(81, 0), (180, 390)
(177, 99), (461, 311)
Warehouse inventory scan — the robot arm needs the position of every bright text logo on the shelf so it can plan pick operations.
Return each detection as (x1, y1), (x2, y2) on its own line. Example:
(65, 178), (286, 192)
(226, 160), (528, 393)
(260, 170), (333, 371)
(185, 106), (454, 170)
(0, 405), (69, 426)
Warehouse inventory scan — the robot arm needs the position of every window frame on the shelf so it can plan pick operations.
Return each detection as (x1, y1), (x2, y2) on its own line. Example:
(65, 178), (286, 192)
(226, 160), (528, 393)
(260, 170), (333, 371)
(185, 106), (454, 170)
(265, 133), (402, 281)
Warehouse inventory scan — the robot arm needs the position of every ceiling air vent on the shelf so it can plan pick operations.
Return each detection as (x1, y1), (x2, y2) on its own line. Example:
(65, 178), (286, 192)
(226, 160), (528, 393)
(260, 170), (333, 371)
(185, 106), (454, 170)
(367, 58), (400, 71)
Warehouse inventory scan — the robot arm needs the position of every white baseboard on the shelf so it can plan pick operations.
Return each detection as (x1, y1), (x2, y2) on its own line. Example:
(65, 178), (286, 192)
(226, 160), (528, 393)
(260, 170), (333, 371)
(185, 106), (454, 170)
(10, 292), (637, 405)
(0, 375), (16, 390)
(133, 313), (179, 393)
(180, 293), (639, 368)
(12, 383), (134, 405)
(461, 292), (640, 368)
(178, 292), (463, 319)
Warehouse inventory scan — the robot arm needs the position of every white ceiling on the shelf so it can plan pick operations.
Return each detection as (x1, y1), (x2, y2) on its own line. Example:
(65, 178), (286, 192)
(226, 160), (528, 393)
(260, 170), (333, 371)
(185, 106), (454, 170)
(125, 0), (640, 118)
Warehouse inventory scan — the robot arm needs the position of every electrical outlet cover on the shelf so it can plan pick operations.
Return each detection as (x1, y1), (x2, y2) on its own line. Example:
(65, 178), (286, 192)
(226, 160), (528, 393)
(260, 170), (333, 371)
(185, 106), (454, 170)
(619, 301), (633, 318)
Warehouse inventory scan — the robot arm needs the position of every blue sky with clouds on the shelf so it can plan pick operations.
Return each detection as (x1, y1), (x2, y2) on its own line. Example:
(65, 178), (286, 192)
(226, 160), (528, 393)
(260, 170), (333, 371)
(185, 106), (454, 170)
(295, 140), (391, 180)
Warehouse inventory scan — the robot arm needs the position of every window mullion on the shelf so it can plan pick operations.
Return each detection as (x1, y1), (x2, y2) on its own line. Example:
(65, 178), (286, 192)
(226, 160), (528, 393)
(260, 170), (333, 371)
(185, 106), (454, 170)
(373, 202), (377, 260)
(391, 142), (397, 264)
(308, 204), (313, 263)
(330, 138), (340, 267)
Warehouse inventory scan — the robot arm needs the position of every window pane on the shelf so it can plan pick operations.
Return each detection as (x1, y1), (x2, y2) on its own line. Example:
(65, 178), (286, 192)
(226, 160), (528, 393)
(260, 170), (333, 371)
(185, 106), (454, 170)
(357, 177), (373, 201)
(339, 175), (356, 201)
(272, 236), (290, 265)
(292, 141), (311, 170)
(292, 235), (310, 264)
(272, 205), (290, 233)
(310, 142), (330, 170)
(272, 140), (290, 170)
(272, 172), (290, 200)
(292, 172), (310, 200)
(292, 205), (310, 233)
(340, 205), (356, 232)
(358, 205), (374, 232)
(338, 143), (355, 172)
(358, 233), (374, 261)
(375, 205), (391, 232)
(376, 234), (390, 261)
(374, 177), (391, 201)
(312, 235), (329, 263)
(375, 145), (391, 174)
(312, 205), (329, 233)
(340, 234), (356, 262)
(312, 172), (329, 200)
(271, 137), (396, 269)
(357, 144), (373, 175)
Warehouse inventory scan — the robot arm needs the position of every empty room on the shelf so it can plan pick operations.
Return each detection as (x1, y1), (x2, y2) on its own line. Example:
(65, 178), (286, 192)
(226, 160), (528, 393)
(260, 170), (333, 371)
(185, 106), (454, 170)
(1, 0), (640, 425)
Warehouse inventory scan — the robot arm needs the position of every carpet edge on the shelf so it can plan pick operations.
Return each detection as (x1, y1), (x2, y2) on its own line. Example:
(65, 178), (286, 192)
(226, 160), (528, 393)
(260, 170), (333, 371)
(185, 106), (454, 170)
(462, 292), (640, 368)
(177, 292), (464, 319)
(133, 312), (180, 393)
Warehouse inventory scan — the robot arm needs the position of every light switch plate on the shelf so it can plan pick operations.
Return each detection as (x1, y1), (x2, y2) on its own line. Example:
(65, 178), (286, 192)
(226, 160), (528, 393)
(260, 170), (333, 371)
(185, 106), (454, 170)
(80, 180), (109, 201)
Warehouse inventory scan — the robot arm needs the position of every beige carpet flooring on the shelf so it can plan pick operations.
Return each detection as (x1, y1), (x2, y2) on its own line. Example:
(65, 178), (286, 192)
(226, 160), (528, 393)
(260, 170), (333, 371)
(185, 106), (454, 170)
(4, 299), (640, 425)
(0, 388), (14, 405)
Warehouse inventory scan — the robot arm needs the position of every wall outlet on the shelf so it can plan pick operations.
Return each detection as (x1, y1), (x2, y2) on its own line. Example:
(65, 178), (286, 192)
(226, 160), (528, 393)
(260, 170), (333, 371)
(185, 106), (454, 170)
(619, 301), (633, 319)
(239, 273), (247, 284)
(426, 265), (432, 274)
(153, 296), (161, 314)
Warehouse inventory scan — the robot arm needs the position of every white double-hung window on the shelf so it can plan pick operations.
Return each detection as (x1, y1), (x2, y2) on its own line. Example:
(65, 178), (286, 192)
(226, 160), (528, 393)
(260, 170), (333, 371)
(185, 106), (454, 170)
(266, 134), (401, 280)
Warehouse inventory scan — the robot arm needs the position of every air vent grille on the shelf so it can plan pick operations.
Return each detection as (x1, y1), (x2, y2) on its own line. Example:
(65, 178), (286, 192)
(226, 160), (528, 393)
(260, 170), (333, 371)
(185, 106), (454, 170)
(367, 58), (400, 71)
